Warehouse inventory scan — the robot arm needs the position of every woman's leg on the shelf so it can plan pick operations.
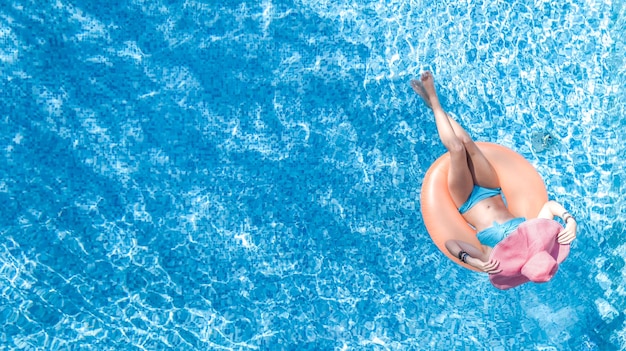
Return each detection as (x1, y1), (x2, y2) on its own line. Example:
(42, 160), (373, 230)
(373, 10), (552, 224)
(412, 72), (473, 207)
(412, 73), (500, 190)
(446, 117), (500, 189)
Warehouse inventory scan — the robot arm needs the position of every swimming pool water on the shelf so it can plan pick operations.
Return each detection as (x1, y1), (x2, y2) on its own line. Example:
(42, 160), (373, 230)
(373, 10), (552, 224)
(1, 0), (625, 350)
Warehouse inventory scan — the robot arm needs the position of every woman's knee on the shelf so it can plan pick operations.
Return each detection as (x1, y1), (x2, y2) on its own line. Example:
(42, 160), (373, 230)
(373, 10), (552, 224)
(461, 136), (484, 157)
(447, 138), (466, 155)
(459, 134), (474, 146)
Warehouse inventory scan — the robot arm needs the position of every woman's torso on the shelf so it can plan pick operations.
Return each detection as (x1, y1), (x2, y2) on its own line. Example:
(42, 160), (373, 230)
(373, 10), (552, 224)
(462, 195), (516, 257)
(461, 195), (516, 231)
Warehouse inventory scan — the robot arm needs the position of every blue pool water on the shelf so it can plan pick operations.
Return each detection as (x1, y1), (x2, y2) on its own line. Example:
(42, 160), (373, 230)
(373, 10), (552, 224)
(1, 0), (625, 350)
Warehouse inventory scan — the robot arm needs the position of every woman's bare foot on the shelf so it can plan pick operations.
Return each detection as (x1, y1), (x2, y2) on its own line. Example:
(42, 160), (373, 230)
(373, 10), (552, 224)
(418, 71), (442, 110)
(410, 79), (432, 108)
(419, 71), (437, 98)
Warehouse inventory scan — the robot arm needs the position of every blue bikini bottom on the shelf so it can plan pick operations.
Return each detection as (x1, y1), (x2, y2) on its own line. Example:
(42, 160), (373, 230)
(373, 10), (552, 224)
(458, 186), (502, 214)
(476, 217), (526, 247)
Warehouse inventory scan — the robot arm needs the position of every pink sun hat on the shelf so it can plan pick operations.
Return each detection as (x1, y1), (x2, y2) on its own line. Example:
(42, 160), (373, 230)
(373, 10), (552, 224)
(489, 218), (570, 290)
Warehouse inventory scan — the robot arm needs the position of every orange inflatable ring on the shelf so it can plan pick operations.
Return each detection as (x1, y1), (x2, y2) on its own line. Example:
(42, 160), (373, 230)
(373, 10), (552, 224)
(421, 142), (548, 271)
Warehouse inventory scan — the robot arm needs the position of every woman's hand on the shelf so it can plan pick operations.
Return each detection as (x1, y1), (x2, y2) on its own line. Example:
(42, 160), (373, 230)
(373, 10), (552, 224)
(466, 257), (501, 274)
(558, 220), (577, 244)
(537, 200), (578, 244)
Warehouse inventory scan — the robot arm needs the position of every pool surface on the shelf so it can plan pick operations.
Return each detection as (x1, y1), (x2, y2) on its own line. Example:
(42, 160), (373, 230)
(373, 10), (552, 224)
(1, 0), (625, 350)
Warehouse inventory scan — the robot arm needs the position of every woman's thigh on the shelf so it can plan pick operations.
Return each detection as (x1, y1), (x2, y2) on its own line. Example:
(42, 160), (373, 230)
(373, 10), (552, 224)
(464, 140), (500, 189)
(448, 148), (475, 208)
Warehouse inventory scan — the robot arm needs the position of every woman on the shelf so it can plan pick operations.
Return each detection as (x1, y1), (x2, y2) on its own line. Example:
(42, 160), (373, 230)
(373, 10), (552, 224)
(411, 72), (577, 274)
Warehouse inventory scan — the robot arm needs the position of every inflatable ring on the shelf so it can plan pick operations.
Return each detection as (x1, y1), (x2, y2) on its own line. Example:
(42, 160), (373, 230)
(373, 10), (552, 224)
(420, 142), (548, 271)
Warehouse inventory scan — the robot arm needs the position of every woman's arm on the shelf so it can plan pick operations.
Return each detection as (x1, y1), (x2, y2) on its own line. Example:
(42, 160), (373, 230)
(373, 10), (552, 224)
(537, 200), (577, 244)
(445, 240), (501, 274)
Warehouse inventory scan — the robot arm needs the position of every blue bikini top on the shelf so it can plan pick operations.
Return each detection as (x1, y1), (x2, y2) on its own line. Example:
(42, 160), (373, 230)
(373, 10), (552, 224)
(477, 217), (526, 247)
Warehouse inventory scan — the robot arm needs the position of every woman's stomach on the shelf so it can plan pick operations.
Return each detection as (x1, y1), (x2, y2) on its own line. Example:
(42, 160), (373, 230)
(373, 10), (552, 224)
(461, 196), (517, 232)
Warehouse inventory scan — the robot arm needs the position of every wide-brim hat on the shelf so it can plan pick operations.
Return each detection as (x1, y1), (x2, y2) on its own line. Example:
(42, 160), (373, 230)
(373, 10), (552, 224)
(489, 218), (570, 290)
